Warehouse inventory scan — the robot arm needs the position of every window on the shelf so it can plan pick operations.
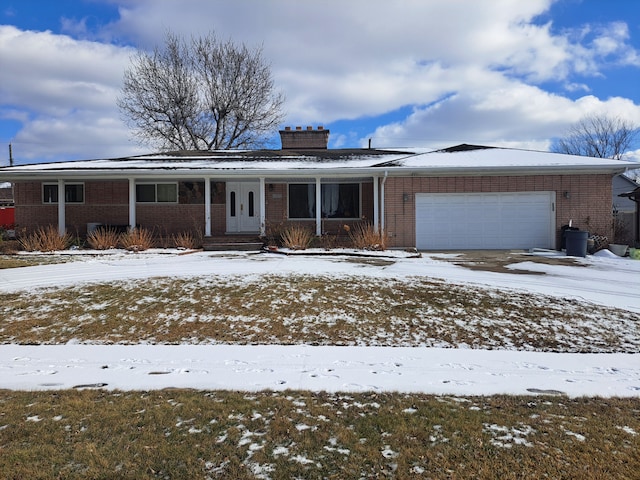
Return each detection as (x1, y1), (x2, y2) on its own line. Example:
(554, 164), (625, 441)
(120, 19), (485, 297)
(230, 191), (236, 217)
(289, 184), (316, 218)
(136, 183), (178, 203)
(43, 183), (84, 204)
(321, 184), (359, 218)
(288, 183), (360, 219)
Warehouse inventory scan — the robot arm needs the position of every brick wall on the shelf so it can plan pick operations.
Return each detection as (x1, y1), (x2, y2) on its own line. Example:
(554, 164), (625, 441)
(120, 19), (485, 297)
(15, 181), (131, 235)
(383, 174), (614, 248)
(14, 175), (615, 247)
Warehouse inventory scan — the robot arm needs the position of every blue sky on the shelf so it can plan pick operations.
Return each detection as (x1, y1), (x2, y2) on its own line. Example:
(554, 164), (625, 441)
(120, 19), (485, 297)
(1, 0), (640, 164)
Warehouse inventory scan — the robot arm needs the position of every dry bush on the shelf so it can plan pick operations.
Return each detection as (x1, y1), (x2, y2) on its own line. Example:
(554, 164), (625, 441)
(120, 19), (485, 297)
(87, 227), (120, 250)
(18, 225), (72, 252)
(120, 227), (155, 252)
(280, 223), (314, 250)
(172, 231), (199, 249)
(263, 221), (285, 247)
(345, 222), (388, 250)
(0, 240), (19, 254)
(319, 232), (339, 250)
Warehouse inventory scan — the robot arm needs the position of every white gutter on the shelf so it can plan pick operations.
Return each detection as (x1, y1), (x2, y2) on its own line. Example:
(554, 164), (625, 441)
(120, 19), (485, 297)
(0, 161), (634, 181)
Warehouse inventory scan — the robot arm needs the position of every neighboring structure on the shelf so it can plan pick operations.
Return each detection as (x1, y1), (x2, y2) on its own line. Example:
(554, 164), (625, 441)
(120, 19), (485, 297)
(0, 182), (12, 205)
(613, 174), (639, 245)
(0, 182), (14, 228)
(0, 127), (635, 250)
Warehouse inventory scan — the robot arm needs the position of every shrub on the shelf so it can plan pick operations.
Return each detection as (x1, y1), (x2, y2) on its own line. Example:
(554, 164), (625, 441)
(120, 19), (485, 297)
(345, 222), (388, 251)
(120, 227), (155, 252)
(18, 225), (72, 252)
(87, 228), (120, 250)
(0, 239), (19, 254)
(263, 221), (285, 247)
(172, 231), (199, 249)
(319, 232), (339, 250)
(280, 223), (314, 250)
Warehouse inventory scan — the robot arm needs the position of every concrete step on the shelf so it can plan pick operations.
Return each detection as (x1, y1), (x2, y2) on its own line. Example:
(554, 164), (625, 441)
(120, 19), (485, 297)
(202, 236), (264, 251)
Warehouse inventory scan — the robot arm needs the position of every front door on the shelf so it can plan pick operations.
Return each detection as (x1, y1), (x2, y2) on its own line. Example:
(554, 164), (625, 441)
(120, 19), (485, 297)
(226, 181), (260, 233)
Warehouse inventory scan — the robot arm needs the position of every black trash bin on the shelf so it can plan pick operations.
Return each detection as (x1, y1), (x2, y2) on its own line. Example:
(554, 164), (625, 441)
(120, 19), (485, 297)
(565, 230), (588, 257)
(560, 224), (579, 250)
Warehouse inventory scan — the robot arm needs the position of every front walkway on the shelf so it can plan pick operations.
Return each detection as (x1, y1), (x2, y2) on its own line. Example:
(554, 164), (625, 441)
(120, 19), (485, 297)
(2, 344), (638, 397)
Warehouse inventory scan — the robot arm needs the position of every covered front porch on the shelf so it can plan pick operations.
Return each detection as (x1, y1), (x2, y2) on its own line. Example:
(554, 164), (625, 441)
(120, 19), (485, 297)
(50, 175), (386, 241)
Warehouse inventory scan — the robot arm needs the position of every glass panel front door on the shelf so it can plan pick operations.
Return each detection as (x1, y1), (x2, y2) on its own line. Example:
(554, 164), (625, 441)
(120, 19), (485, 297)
(226, 182), (260, 233)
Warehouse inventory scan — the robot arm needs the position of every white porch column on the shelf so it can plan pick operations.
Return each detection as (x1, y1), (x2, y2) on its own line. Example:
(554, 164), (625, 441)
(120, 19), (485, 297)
(259, 177), (266, 236)
(204, 178), (212, 237)
(128, 178), (136, 230)
(381, 171), (388, 232)
(315, 177), (322, 236)
(57, 179), (65, 236)
(373, 176), (379, 231)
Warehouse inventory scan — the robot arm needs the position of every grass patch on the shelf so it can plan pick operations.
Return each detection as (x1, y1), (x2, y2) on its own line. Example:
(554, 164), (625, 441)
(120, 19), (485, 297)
(0, 254), (73, 269)
(0, 390), (637, 479)
(1, 275), (638, 351)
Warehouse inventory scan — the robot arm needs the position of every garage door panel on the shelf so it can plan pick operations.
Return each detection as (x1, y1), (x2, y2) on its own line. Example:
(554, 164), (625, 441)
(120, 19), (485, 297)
(416, 192), (554, 250)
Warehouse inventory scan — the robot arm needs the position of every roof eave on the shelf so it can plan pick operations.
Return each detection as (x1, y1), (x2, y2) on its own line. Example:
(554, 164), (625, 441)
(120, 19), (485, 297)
(0, 163), (631, 181)
(380, 164), (632, 176)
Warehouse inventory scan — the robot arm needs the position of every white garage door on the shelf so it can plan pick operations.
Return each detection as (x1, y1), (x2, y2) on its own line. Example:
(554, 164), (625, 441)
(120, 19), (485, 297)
(415, 192), (555, 250)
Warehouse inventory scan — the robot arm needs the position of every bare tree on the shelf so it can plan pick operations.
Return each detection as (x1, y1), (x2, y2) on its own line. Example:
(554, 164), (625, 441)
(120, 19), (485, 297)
(118, 31), (285, 151)
(551, 115), (638, 159)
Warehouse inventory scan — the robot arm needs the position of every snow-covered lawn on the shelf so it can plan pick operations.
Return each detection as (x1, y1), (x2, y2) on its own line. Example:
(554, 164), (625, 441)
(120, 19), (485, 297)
(0, 248), (638, 397)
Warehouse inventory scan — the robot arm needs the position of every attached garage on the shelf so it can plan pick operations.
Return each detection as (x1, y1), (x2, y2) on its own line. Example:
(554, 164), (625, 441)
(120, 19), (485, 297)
(415, 191), (556, 250)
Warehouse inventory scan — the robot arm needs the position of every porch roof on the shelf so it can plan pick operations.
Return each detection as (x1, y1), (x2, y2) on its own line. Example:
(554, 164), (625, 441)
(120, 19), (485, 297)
(0, 148), (415, 180)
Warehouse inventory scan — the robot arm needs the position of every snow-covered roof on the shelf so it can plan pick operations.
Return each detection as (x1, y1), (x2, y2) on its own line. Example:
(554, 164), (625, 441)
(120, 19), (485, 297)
(0, 145), (635, 179)
(377, 144), (637, 174)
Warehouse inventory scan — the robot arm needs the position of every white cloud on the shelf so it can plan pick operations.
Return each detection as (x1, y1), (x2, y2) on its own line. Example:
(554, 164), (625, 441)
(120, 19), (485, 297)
(0, 25), (136, 162)
(2, 0), (640, 162)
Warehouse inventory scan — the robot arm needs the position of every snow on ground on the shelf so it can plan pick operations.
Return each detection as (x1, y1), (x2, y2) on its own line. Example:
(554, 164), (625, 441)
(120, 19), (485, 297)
(0, 249), (639, 397)
(2, 344), (638, 397)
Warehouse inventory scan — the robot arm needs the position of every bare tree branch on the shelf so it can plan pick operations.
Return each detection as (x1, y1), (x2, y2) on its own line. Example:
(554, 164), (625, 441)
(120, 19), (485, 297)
(118, 31), (285, 151)
(551, 115), (639, 160)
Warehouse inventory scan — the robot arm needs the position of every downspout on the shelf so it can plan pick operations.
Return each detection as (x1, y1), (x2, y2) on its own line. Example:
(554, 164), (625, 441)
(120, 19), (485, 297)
(380, 170), (388, 233)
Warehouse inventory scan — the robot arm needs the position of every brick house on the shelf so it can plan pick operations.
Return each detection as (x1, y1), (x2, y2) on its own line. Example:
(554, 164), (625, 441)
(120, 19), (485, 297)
(0, 126), (634, 250)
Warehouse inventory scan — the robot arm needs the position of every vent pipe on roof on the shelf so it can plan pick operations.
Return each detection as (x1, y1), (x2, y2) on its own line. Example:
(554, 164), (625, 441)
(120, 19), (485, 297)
(8, 143), (13, 167)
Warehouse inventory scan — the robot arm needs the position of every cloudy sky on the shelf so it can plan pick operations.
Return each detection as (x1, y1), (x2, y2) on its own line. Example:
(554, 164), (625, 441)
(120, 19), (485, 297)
(1, 0), (640, 165)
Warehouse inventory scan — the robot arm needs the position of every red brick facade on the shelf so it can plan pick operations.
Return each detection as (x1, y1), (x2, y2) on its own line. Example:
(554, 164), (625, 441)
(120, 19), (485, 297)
(383, 173), (614, 248)
(13, 174), (614, 248)
(13, 180), (375, 238)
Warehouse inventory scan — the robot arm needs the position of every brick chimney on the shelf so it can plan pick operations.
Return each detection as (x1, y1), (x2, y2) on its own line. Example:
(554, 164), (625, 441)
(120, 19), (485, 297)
(279, 125), (329, 150)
